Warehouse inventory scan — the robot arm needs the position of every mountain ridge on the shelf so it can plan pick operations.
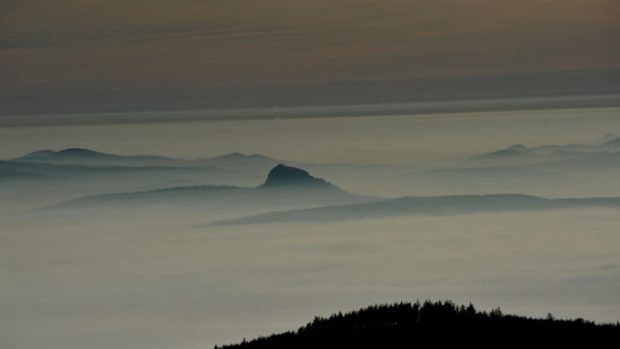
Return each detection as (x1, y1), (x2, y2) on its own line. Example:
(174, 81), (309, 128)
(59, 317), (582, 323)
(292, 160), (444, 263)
(213, 194), (620, 226)
(474, 136), (620, 161)
(43, 164), (372, 212)
(12, 148), (282, 168)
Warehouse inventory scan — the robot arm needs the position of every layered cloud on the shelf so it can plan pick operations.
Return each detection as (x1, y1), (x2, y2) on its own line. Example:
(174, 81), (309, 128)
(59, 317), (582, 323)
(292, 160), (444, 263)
(2, 0), (619, 114)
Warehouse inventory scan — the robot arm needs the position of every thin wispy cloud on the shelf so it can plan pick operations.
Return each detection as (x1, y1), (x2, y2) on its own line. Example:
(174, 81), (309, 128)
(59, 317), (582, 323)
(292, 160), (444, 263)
(1, 0), (619, 114)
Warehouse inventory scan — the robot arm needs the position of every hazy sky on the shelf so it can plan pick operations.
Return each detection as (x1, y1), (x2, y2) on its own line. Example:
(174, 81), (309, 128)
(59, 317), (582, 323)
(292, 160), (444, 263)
(1, 0), (619, 115)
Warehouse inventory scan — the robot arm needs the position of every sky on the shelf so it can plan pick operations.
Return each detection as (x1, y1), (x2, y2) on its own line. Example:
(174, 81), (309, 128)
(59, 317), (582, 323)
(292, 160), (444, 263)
(1, 0), (620, 115)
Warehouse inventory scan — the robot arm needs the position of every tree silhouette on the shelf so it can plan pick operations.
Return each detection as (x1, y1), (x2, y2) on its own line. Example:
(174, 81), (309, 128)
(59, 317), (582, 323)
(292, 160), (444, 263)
(215, 300), (620, 348)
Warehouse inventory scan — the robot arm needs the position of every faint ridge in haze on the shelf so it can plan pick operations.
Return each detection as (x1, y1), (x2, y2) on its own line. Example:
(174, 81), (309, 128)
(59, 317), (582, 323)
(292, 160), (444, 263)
(44, 164), (373, 212)
(475, 144), (534, 160)
(20, 148), (110, 160)
(11, 148), (281, 169)
(597, 133), (619, 145)
(472, 136), (620, 164)
(213, 194), (620, 226)
(603, 137), (620, 147)
(13, 148), (189, 167)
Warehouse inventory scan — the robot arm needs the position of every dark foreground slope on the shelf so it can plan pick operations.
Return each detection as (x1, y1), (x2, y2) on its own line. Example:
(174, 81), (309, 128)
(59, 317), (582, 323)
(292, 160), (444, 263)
(217, 301), (619, 348)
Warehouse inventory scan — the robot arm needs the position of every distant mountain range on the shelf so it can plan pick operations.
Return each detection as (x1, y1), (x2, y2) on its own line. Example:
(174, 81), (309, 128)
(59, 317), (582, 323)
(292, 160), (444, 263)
(9, 134), (620, 171)
(5, 139), (620, 213)
(475, 136), (620, 161)
(46, 164), (374, 212)
(13, 148), (280, 169)
(8, 136), (619, 185)
(14, 148), (191, 167)
(397, 136), (620, 187)
(214, 194), (620, 226)
(1, 149), (283, 191)
(28, 154), (620, 220)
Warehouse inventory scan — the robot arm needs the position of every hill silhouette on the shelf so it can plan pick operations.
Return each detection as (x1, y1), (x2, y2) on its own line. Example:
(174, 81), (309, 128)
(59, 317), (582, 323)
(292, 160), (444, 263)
(213, 194), (620, 225)
(14, 148), (194, 167)
(473, 137), (620, 163)
(261, 164), (333, 187)
(45, 164), (371, 211)
(12, 148), (281, 169)
(216, 301), (619, 348)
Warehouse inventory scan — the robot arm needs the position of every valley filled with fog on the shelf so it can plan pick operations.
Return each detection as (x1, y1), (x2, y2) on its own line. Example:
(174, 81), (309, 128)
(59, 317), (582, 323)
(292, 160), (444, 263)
(1, 107), (619, 349)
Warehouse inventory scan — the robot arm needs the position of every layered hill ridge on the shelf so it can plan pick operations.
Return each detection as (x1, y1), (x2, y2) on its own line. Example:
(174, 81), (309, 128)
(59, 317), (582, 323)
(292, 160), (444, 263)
(14, 148), (192, 167)
(46, 164), (370, 212)
(474, 136), (620, 161)
(213, 194), (620, 226)
(12, 148), (281, 170)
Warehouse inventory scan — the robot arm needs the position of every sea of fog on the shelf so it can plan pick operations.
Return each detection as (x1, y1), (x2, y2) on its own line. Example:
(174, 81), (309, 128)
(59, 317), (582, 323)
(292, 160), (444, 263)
(1, 107), (619, 349)
(2, 209), (619, 349)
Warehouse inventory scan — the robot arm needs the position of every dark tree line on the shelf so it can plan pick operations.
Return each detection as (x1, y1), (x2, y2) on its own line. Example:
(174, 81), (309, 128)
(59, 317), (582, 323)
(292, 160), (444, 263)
(215, 300), (620, 348)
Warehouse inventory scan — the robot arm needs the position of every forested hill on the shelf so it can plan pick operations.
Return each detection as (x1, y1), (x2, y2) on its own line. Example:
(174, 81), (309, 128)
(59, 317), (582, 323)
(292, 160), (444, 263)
(216, 301), (619, 348)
